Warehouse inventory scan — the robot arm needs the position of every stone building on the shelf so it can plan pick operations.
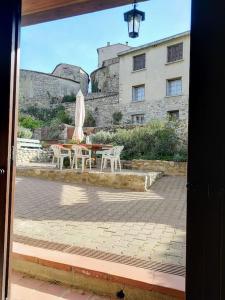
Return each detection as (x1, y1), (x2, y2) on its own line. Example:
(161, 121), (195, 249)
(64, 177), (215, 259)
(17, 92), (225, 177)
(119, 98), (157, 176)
(52, 63), (89, 95)
(19, 64), (89, 109)
(19, 32), (190, 133)
(87, 32), (190, 129)
(118, 31), (190, 125)
(90, 42), (132, 94)
(97, 42), (131, 68)
(90, 58), (119, 93)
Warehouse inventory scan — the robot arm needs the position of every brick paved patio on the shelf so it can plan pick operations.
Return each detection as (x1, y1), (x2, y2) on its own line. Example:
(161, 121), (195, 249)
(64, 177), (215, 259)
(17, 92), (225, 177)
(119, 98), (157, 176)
(14, 176), (186, 267)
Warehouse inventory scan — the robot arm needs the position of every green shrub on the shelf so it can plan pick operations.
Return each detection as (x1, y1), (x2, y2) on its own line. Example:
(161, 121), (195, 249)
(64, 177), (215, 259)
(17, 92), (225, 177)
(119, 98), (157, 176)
(62, 94), (76, 103)
(92, 120), (187, 161)
(21, 106), (53, 123)
(112, 111), (123, 125)
(173, 145), (188, 162)
(47, 117), (69, 140)
(18, 127), (32, 138)
(45, 120), (62, 139)
(19, 115), (43, 131)
(84, 110), (96, 127)
(20, 105), (73, 126)
(56, 108), (73, 125)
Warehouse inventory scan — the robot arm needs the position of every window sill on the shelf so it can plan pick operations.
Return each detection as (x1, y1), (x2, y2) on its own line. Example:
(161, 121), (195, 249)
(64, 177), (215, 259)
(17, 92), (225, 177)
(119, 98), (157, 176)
(132, 68), (146, 73)
(165, 94), (183, 98)
(131, 100), (145, 103)
(165, 59), (184, 65)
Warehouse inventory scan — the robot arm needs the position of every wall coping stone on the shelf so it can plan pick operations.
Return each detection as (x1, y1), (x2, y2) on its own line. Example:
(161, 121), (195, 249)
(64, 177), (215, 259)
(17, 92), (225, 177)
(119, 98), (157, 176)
(12, 242), (185, 300)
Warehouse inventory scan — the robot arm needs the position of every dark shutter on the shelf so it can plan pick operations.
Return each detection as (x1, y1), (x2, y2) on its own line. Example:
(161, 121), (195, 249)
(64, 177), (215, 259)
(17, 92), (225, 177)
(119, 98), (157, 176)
(133, 54), (146, 71)
(167, 43), (183, 63)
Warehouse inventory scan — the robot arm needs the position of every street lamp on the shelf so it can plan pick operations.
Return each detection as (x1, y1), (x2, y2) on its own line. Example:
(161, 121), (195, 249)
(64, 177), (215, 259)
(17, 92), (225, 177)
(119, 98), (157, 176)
(124, 1), (145, 38)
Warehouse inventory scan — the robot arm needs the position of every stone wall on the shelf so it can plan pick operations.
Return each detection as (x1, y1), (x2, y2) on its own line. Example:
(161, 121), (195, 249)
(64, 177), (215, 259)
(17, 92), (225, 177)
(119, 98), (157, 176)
(97, 43), (131, 67)
(52, 64), (89, 95)
(63, 92), (120, 127)
(16, 167), (163, 192)
(33, 124), (73, 142)
(19, 70), (81, 109)
(17, 148), (51, 164)
(85, 93), (120, 127)
(132, 160), (187, 176)
(119, 95), (188, 124)
(62, 93), (188, 140)
(90, 60), (119, 93)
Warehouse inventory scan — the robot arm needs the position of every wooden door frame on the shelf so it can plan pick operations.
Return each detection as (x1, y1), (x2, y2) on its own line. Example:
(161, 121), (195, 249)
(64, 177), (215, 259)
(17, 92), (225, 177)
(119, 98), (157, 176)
(186, 0), (225, 299)
(0, 0), (21, 299)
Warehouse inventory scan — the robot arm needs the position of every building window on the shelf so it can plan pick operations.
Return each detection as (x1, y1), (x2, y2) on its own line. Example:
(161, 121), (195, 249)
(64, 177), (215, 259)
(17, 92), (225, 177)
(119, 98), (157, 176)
(132, 85), (145, 101)
(131, 114), (145, 124)
(167, 78), (182, 96)
(167, 43), (183, 63)
(167, 110), (179, 120)
(133, 54), (146, 71)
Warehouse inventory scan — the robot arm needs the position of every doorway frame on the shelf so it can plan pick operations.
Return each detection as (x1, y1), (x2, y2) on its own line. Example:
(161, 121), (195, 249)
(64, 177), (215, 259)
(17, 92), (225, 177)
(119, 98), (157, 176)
(0, 0), (21, 299)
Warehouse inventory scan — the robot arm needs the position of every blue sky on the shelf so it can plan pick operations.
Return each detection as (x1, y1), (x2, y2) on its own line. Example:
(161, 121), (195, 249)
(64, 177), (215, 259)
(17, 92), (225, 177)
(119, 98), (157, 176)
(20, 0), (191, 75)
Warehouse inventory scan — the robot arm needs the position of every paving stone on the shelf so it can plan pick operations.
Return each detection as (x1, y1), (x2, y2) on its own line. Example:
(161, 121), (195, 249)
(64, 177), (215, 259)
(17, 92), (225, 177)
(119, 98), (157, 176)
(14, 176), (186, 266)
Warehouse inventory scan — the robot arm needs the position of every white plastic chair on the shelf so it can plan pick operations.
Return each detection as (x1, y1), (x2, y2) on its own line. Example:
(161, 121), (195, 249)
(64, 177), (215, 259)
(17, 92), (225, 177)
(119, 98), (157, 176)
(71, 145), (92, 172)
(50, 145), (71, 170)
(100, 146), (124, 172)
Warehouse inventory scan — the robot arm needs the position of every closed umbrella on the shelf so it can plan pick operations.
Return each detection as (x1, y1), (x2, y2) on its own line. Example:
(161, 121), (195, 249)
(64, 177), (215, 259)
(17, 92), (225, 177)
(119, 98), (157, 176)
(73, 90), (85, 142)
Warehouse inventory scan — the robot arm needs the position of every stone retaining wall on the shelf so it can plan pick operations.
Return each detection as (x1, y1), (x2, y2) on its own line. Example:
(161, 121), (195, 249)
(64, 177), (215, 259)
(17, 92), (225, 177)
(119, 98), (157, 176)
(132, 160), (187, 176)
(17, 149), (51, 164)
(64, 93), (120, 127)
(16, 168), (163, 192)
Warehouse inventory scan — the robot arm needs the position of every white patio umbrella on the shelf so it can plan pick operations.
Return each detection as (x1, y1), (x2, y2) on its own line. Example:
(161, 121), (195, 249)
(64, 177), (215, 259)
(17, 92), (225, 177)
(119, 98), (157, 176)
(72, 90), (85, 142)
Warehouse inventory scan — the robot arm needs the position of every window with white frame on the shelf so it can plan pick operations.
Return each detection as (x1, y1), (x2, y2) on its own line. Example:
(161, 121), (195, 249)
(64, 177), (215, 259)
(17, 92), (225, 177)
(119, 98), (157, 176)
(167, 43), (183, 63)
(133, 54), (146, 71)
(167, 78), (182, 96)
(131, 114), (145, 124)
(132, 85), (145, 101)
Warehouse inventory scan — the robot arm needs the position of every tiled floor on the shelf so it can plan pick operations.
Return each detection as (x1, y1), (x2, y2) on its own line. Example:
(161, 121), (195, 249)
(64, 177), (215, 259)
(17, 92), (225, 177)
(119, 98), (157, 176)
(11, 271), (110, 300)
(14, 176), (186, 266)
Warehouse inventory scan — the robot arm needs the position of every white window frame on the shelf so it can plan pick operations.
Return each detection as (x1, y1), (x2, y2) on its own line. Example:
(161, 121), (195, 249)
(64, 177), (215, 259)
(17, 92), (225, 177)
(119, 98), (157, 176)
(166, 78), (182, 96)
(132, 85), (145, 102)
(131, 114), (145, 124)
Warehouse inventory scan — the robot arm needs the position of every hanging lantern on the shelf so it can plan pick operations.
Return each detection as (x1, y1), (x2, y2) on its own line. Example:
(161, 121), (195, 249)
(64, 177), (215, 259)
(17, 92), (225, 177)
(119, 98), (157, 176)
(124, 2), (145, 38)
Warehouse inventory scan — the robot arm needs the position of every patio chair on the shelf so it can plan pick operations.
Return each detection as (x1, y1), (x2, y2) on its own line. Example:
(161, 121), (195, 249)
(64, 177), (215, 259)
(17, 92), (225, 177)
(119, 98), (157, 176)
(71, 145), (92, 172)
(50, 145), (71, 170)
(100, 146), (124, 172)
